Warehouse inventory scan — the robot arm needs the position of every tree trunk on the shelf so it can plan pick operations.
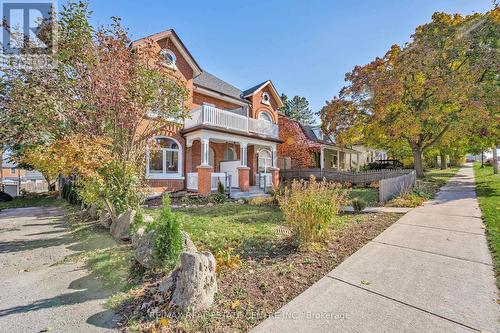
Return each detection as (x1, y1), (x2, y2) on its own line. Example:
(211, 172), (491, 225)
(412, 146), (425, 177)
(440, 151), (447, 170)
(481, 150), (484, 168)
(493, 146), (498, 175)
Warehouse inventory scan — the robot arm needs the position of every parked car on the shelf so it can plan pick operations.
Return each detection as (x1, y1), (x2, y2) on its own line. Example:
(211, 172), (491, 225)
(368, 159), (404, 170)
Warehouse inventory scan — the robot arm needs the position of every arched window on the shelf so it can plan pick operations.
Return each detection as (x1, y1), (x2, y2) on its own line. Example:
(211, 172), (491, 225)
(258, 149), (273, 172)
(224, 147), (237, 161)
(160, 49), (177, 69)
(258, 111), (273, 123)
(147, 137), (182, 178)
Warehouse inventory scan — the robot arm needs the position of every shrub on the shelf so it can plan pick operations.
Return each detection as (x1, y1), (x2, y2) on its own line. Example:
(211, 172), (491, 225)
(209, 193), (227, 204)
(217, 180), (225, 194)
(150, 196), (183, 271)
(214, 247), (242, 272)
(386, 189), (428, 208)
(248, 196), (275, 206)
(352, 198), (367, 212)
(277, 175), (349, 246)
(79, 161), (145, 217)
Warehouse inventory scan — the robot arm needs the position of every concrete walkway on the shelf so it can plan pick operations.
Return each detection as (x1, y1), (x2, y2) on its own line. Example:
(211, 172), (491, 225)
(0, 206), (118, 332)
(252, 164), (499, 333)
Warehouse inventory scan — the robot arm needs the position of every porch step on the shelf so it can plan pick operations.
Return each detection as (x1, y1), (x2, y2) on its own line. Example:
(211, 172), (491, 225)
(229, 187), (270, 199)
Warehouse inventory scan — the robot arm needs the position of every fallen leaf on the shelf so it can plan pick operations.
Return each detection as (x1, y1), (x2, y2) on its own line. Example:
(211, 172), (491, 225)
(361, 280), (371, 285)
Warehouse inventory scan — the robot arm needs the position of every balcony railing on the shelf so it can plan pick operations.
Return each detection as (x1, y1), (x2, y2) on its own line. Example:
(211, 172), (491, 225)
(184, 105), (279, 138)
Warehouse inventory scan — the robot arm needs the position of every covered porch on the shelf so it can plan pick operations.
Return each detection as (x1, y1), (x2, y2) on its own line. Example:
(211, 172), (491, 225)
(184, 129), (280, 196)
(318, 146), (362, 172)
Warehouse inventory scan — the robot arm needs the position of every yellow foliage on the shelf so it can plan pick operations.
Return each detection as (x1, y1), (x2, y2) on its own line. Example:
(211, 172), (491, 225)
(20, 134), (112, 180)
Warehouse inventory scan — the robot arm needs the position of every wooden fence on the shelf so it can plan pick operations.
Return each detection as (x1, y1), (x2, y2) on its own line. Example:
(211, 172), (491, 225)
(279, 168), (413, 185)
(379, 171), (416, 202)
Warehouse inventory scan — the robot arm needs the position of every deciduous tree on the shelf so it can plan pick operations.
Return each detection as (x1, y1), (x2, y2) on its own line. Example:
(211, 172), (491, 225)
(320, 9), (499, 177)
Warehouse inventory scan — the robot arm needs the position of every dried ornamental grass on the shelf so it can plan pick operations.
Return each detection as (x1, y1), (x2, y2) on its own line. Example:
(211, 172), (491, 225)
(277, 175), (350, 246)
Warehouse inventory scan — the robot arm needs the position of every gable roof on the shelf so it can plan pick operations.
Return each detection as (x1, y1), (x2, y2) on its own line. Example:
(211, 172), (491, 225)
(243, 80), (284, 108)
(300, 124), (336, 145)
(131, 29), (202, 77)
(194, 71), (246, 102)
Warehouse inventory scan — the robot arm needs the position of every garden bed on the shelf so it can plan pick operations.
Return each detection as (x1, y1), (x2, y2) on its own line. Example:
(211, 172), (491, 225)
(114, 203), (401, 332)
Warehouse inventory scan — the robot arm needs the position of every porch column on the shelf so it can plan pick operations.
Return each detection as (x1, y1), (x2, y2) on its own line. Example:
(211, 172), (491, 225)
(356, 153), (360, 171)
(238, 141), (250, 192)
(198, 137), (212, 196)
(320, 147), (325, 169)
(201, 137), (210, 166)
(271, 146), (277, 168)
(337, 150), (340, 170)
(240, 142), (248, 166)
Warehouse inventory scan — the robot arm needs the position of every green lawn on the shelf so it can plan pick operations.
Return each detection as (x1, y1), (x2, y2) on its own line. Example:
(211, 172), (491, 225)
(473, 163), (500, 287)
(0, 195), (61, 210)
(148, 203), (285, 257)
(418, 167), (461, 197)
(349, 188), (379, 204)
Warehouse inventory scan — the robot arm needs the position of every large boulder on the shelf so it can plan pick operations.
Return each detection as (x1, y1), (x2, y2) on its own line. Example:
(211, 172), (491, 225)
(131, 227), (146, 249)
(110, 209), (136, 241)
(169, 252), (217, 312)
(181, 231), (197, 253)
(134, 230), (197, 268)
(99, 210), (112, 229)
(134, 230), (156, 269)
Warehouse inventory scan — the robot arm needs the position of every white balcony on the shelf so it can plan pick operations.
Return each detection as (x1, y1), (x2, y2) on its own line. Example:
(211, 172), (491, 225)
(184, 105), (279, 138)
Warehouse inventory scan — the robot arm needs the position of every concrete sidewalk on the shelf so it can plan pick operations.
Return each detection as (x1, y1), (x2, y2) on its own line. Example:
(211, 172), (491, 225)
(251, 164), (499, 333)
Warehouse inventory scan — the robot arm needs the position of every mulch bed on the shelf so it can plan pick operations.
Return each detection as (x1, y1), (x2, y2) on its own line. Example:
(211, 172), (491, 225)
(118, 212), (400, 332)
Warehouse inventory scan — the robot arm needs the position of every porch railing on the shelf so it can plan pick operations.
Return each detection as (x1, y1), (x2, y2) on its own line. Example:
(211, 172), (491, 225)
(186, 172), (227, 192)
(184, 105), (279, 138)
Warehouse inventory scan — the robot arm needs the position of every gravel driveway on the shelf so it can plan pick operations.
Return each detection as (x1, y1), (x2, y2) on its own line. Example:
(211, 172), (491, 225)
(0, 206), (118, 332)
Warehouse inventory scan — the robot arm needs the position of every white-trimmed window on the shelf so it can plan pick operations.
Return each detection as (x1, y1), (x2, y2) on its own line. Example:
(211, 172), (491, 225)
(160, 49), (177, 69)
(224, 147), (237, 161)
(258, 111), (273, 123)
(147, 137), (183, 179)
(262, 92), (270, 105)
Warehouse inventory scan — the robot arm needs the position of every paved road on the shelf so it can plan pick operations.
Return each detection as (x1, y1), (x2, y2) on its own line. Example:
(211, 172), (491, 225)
(252, 164), (499, 333)
(0, 206), (117, 332)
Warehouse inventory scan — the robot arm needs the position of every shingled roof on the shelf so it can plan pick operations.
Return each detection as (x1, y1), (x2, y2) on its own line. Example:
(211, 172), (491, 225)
(300, 124), (336, 145)
(193, 71), (246, 102)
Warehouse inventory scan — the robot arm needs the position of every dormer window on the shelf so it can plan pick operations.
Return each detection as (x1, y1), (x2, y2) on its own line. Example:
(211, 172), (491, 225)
(160, 49), (177, 69)
(262, 92), (271, 105)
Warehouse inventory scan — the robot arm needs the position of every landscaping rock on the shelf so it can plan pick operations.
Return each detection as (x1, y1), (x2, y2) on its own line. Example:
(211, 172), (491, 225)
(158, 268), (180, 293)
(131, 227), (145, 249)
(134, 230), (196, 268)
(170, 252), (217, 311)
(99, 210), (112, 229)
(87, 204), (98, 220)
(111, 209), (136, 241)
(134, 230), (156, 269)
(181, 231), (197, 253)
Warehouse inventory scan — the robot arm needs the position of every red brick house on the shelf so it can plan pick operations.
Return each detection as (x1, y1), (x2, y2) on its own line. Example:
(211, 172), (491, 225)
(132, 29), (283, 197)
(278, 117), (364, 171)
